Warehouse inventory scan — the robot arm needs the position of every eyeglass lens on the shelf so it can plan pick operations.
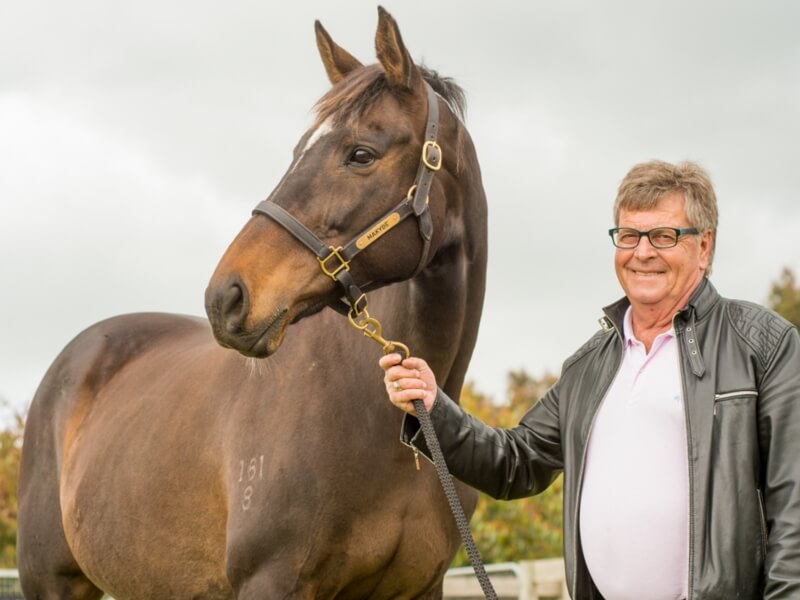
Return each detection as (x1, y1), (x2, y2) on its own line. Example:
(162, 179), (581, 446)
(613, 228), (679, 249)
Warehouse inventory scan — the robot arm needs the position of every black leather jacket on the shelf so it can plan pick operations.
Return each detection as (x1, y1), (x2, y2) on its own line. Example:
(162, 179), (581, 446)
(403, 279), (800, 599)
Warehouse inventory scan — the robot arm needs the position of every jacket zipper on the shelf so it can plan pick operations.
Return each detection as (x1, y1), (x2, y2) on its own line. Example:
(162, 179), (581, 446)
(713, 390), (758, 415)
(571, 332), (624, 597)
(714, 390), (757, 401)
(675, 314), (695, 600)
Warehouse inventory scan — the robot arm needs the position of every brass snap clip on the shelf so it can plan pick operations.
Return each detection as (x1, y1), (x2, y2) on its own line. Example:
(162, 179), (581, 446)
(347, 307), (410, 359)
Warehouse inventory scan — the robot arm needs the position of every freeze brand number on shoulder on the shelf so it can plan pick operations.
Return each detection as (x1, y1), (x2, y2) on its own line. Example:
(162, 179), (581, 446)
(237, 455), (264, 511)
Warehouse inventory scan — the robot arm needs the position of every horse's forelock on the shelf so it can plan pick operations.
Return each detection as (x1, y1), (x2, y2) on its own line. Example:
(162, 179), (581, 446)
(312, 64), (467, 129)
(311, 64), (467, 172)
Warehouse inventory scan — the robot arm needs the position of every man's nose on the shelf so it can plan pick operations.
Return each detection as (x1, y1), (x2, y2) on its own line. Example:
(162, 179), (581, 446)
(633, 235), (658, 258)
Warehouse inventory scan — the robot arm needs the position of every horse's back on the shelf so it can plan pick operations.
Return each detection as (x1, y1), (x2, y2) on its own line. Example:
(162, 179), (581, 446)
(21, 312), (209, 468)
(18, 312), (233, 600)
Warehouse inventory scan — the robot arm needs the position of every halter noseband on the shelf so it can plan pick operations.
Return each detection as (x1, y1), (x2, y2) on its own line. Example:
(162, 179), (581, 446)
(251, 82), (442, 321)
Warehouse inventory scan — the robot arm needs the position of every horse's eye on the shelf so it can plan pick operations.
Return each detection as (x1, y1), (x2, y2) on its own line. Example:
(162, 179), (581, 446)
(348, 147), (375, 166)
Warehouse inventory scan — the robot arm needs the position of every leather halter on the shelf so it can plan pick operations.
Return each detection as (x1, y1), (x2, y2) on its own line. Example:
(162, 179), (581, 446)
(251, 82), (442, 318)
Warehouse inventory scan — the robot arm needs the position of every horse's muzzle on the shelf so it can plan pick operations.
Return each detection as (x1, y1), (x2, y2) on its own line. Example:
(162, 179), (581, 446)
(205, 276), (288, 357)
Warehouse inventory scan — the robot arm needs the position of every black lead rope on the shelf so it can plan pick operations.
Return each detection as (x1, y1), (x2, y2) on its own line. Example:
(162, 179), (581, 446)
(410, 395), (498, 599)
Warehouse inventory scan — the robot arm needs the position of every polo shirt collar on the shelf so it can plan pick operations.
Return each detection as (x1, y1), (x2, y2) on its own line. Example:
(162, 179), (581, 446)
(622, 306), (676, 352)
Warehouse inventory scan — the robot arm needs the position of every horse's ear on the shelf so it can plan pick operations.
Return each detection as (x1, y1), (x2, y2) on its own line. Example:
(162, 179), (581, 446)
(375, 6), (421, 91)
(315, 20), (363, 85)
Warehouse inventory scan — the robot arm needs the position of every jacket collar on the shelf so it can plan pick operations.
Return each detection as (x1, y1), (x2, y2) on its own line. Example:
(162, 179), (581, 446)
(601, 276), (720, 336)
(682, 276), (720, 323)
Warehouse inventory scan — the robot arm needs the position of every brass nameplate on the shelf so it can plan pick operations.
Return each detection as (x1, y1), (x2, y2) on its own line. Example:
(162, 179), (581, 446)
(355, 213), (401, 250)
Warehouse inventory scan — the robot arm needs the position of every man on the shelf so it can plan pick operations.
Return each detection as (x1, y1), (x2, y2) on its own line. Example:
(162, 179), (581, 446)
(380, 160), (800, 599)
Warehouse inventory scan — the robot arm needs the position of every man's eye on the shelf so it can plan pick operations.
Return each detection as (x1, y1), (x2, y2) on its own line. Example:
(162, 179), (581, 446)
(651, 229), (677, 245)
(348, 148), (375, 166)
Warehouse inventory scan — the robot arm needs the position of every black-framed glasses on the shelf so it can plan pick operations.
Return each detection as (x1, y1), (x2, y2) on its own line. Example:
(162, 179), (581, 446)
(608, 227), (700, 249)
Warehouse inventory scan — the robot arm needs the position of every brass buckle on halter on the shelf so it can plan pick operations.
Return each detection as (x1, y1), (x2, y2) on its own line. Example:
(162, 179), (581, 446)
(406, 184), (430, 206)
(352, 293), (367, 317)
(318, 246), (350, 280)
(422, 141), (442, 171)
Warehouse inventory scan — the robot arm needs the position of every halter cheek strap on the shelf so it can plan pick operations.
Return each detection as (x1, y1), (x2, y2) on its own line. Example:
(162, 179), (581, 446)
(408, 82), (441, 273)
(251, 82), (442, 317)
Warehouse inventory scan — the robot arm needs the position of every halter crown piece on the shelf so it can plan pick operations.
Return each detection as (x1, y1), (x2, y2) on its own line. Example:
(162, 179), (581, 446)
(251, 82), (442, 353)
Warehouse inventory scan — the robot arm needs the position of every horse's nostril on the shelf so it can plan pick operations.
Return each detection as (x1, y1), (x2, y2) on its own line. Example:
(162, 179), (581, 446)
(206, 279), (249, 333)
(222, 281), (247, 332)
(222, 283), (242, 311)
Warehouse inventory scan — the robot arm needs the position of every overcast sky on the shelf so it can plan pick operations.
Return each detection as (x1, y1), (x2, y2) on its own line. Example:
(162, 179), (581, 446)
(2, 1), (799, 422)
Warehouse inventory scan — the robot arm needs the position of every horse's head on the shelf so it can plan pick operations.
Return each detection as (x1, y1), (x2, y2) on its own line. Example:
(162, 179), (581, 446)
(206, 7), (477, 358)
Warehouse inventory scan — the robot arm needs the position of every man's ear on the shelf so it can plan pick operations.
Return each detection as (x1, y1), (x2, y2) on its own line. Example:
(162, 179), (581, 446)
(699, 229), (714, 270)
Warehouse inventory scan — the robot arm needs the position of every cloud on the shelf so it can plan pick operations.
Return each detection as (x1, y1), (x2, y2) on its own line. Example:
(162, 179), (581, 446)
(1, 0), (799, 417)
(0, 93), (242, 408)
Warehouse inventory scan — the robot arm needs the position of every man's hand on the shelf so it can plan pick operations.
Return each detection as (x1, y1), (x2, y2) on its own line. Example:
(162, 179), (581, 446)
(379, 353), (437, 416)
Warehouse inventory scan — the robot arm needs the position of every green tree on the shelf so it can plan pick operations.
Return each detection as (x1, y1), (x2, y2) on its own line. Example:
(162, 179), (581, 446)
(452, 371), (562, 566)
(0, 405), (23, 567)
(768, 267), (800, 328)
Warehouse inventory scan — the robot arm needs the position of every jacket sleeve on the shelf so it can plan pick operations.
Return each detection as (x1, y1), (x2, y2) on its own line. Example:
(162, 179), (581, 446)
(760, 325), (800, 598)
(400, 384), (564, 500)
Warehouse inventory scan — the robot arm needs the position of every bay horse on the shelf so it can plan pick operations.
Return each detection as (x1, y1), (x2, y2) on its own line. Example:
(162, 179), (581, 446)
(17, 7), (487, 599)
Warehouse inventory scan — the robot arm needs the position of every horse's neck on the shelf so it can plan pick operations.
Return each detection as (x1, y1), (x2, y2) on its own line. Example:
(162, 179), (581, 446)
(373, 131), (486, 400)
(378, 241), (485, 399)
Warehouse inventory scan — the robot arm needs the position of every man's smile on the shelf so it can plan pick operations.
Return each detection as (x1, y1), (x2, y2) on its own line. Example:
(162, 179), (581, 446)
(629, 268), (665, 276)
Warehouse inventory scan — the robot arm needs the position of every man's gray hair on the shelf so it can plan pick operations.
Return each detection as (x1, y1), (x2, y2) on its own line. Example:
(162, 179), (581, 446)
(614, 160), (719, 275)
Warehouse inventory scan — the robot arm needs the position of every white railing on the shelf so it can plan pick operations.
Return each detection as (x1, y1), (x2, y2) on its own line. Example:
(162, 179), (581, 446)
(2, 561), (568, 600)
(444, 559), (569, 600)
(0, 569), (23, 599)
(0, 570), (113, 600)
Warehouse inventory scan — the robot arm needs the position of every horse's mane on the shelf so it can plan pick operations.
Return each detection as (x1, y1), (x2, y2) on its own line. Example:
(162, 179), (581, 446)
(420, 65), (467, 122)
(313, 65), (468, 171)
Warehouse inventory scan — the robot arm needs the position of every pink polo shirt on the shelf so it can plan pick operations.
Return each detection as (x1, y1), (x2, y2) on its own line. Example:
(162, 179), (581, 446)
(579, 307), (689, 600)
